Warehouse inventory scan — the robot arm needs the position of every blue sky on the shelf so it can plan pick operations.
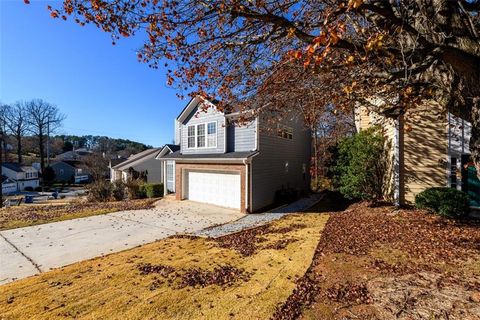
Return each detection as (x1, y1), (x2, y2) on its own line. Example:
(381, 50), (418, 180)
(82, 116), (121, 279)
(0, 0), (187, 147)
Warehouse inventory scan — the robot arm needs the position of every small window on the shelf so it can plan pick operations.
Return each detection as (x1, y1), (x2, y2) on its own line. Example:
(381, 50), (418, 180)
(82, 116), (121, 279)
(450, 157), (457, 189)
(277, 124), (293, 140)
(197, 124), (206, 148)
(187, 125), (195, 148)
(207, 122), (217, 147)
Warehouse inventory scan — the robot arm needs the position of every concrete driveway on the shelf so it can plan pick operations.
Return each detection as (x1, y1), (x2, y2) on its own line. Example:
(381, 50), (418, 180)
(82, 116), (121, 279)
(0, 199), (244, 285)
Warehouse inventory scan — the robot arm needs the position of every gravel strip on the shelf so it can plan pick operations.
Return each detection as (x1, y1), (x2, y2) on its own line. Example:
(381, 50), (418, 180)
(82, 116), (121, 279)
(194, 193), (324, 238)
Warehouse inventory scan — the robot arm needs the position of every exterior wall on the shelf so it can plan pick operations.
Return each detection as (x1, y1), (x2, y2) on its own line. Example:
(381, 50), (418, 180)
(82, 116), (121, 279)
(402, 103), (448, 203)
(180, 105), (226, 154)
(17, 179), (39, 191)
(2, 182), (17, 194)
(175, 162), (247, 212)
(128, 157), (163, 184)
(355, 105), (397, 202)
(110, 169), (123, 182)
(51, 162), (76, 182)
(226, 119), (257, 152)
(356, 102), (448, 204)
(251, 115), (311, 211)
(1, 166), (39, 191)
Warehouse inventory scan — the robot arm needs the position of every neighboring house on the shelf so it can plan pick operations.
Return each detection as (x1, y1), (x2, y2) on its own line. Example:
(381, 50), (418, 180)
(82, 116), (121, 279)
(1, 175), (17, 194)
(55, 148), (93, 161)
(157, 96), (311, 213)
(51, 160), (90, 184)
(355, 100), (480, 206)
(1, 162), (40, 191)
(110, 148), (162, 183)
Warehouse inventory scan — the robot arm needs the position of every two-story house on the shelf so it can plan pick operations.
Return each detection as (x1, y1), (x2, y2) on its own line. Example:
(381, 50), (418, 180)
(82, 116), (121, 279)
(157, 96), (311, 213)
(1, 162), (40, 191)
(51, 160), (91, 184)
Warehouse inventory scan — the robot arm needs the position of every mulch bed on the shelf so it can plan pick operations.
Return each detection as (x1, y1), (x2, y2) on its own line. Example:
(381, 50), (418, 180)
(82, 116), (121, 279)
(273, 202), (480, 320)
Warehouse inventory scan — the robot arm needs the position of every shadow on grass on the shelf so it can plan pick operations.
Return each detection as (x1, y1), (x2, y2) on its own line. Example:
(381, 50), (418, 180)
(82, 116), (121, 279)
(308, 190), (354, 213)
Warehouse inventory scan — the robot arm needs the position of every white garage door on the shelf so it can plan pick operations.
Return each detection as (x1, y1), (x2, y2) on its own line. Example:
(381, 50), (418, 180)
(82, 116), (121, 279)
(186, 170), (241, 209)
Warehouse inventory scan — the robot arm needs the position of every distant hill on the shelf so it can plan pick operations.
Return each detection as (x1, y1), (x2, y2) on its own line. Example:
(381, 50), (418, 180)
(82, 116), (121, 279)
(4, 135), (153, 164)
(54, 135), (153, 156)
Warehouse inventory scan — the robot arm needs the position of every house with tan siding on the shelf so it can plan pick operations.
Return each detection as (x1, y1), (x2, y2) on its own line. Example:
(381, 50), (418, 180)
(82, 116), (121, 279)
(355, 100), (479, 206)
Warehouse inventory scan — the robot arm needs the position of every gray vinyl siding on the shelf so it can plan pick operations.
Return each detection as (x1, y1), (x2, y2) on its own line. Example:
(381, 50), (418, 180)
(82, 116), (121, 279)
(51, 162), (76, 182)
(180, 106), (226, 154)
(131, 157), (163, 184)
(227, 119), (257, 152)
(251, 115), (311, 212)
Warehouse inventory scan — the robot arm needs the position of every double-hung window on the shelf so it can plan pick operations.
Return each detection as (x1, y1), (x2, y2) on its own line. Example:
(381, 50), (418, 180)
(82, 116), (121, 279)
(197, 124), (206, 148)
(207, 122), (217, 147)
(187, 125), (195, 148)
(187, 122), (217, 148)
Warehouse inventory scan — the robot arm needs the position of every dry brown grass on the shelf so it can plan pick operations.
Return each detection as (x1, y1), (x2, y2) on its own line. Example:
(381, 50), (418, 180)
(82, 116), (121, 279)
(0, 199), (159, 231)
(0, 214), (329, 320)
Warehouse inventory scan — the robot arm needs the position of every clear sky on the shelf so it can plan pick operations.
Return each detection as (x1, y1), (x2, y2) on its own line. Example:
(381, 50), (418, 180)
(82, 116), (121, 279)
(0, 0), (187, 147)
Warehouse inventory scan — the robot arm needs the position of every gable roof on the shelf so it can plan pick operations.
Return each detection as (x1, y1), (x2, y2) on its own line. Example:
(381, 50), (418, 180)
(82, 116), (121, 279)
(1, 175), (15, 185)
(112, 148), (161, 170)
(155, 144), (180, 160)
(176, 96), (222, 123)
(52, 160), (85, 169)
(165, 144), (180, 153)
(2, 162), (37, 173)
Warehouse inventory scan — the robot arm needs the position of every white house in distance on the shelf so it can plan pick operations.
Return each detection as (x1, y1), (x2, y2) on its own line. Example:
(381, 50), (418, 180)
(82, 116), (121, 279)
(110, 148), (163, 183)
(1, 175), (17, 195)
(1, 163), (40, 192)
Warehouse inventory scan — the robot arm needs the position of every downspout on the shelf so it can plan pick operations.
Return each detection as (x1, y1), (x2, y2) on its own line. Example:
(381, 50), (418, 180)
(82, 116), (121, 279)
(242, 159), (249, 213)
(393, 115), (400, 206)
(163, 161), (167, 196)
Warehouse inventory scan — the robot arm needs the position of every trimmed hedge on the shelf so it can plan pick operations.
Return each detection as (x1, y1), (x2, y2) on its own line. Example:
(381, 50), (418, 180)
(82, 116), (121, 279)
(144, 183), (164, 198)
(415, 187), (470, 218)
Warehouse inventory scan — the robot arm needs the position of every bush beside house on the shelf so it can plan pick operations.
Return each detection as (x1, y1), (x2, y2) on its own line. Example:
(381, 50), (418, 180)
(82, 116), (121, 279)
(331, 128), (386, 201)
(415, 187), (470, 218)
(88, 179), (163, 202)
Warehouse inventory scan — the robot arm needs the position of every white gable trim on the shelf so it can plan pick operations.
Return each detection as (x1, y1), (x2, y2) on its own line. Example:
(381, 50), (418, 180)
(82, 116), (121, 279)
(176, 96), (222, 123)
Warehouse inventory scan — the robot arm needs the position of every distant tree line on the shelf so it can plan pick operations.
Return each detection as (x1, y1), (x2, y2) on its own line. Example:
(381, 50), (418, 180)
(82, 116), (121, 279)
(0, 99), (151, 171)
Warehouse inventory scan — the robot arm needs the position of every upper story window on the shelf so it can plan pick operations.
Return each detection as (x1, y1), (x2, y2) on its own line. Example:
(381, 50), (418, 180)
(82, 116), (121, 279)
(277, 124), (293, 140)
(197, 124), (206, 148)
(207, 122), (217, 147)
(187, 125), (195, 148)
(187, 122), (217, 149)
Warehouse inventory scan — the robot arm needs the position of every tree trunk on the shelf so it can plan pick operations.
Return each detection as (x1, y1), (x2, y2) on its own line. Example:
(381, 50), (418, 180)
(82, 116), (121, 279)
(313, 126), (318, 190)
(38, 130), (45, 187)
(470, 99), (480, 178)
(16, 134), (22, 164)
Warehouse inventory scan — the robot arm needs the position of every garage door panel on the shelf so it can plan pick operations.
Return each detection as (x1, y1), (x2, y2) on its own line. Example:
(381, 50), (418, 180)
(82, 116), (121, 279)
(186, 171), (240, 209)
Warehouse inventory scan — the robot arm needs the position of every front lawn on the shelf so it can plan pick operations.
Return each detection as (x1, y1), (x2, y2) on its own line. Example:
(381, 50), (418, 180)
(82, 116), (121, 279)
(278, 202), (480, 319)
(0, 214), (329, 319)
(0, 199), (159, 231)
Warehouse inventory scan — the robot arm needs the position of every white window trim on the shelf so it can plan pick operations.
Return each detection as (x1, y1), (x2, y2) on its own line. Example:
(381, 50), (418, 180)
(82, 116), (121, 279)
(277, 124), (294, 140)
(186, 121), (218, 149)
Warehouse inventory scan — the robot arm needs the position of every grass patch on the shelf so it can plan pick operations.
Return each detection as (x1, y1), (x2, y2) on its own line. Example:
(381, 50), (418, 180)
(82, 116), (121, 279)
(0, 214), (329, 319)
(0, 199), (159, 231)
